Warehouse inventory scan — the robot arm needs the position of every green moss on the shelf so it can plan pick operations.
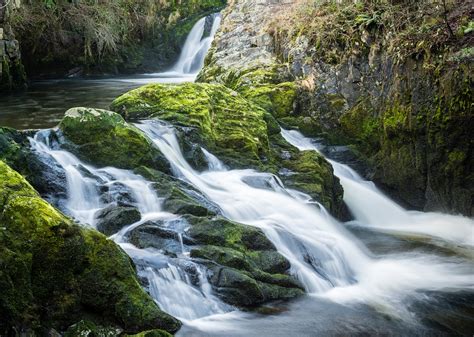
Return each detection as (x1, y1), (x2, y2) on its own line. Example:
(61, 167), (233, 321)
(186, 216), (274, 252)
(111, 83), (270, 161)
(134, 166), (214, 217)
(241, 82), (298, 118)
(58, 107), (169, 172)
(0, 160), (181, 334)
(339, 99), (381, 151)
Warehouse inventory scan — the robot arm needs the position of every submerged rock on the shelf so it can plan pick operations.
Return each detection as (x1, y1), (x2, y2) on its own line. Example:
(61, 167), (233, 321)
(0, 160), (181, 335)
(58, 107), (170, 173)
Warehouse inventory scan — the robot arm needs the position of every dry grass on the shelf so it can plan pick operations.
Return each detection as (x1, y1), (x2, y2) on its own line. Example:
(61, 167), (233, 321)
(271, 0), (472, 64)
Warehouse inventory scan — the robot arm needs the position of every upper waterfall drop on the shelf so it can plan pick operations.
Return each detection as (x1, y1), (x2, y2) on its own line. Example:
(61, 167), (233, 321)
(171, 13), (222, 76)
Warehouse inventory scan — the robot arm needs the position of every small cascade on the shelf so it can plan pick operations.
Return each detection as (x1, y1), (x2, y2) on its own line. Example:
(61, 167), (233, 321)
(171, 14), (222, 76)
(28, 129), (230, 321)
(281, 128), (474, 247)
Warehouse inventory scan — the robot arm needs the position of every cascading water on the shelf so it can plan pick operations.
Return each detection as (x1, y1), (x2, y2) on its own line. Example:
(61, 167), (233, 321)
(28, 129), (230, 320)
(170, 14), (221, 76)
(137, 121), (474, 321)
(280, 128), (474, 249)
(27, 121), (474, 333)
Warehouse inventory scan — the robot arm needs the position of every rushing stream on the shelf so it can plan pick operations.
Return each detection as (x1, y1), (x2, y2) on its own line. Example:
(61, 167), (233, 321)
(3, 10), (474, 337)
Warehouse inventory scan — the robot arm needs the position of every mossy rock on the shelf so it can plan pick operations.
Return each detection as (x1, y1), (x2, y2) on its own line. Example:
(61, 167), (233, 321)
(0, 160), (181, 334)
(125, 329), (173, 337)
(204, 264), (303, 307)
(58, 107), (170, 173)
(239, 82), (298, 118)
(185, 216), (304, 306)
(185, 215), (275, 252)
(110, 83), (270, 162)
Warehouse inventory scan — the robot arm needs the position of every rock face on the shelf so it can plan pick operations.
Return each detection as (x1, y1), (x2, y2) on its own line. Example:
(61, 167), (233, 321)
(275, 1), (474, 216)
(198, 0), (474, 216)
(0, 0), (26, 91)
(0, 160), (181, 335)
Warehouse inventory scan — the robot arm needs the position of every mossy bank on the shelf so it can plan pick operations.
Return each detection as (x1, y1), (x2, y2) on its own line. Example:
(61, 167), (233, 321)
(0, 160), (180, 336)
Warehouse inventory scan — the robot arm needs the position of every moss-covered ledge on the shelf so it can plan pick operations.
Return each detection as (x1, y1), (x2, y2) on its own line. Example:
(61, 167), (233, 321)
(110, 82), (270, 163)
(0, 160), (181, 335)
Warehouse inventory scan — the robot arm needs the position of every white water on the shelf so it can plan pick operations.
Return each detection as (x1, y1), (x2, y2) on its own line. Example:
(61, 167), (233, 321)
(118, 13), (221, 84)
(281, 129), (474, 248)
(28, 130), (229, 320)
(137, 121), (474, 321)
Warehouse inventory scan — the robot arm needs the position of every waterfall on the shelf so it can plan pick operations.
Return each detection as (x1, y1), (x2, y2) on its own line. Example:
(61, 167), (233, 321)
(280, 128), (474, 248)
(170, 14), (222, 76)
(27, 122), (474, 325)
(137, 121), (474, 319)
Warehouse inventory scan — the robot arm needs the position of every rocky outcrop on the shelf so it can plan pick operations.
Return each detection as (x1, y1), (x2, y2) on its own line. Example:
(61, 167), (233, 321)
(47, 106), (308, 308)
(0, 160), (181, 335)
(58, 107), (171, 173)
(198, 0), (474, 216)
(275, 1), (474, 216)
(0, 0), (26, 91)
(111, 82), (344, 215)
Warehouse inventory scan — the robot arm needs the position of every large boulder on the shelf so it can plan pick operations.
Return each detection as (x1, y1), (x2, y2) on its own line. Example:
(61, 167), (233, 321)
(110, 83), (270, 164)
(95, 205), (142, 236)
(149, 215), (304, 307)
(0, 160), (181, 335)
(58, 107), (170, 173)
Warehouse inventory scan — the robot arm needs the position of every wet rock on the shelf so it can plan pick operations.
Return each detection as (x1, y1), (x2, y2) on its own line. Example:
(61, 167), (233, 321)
(99, 182), (135, 207)
(128, 221), (191, 255)
(186, 216), (275, 251)
(135, 166), (218, 216)
(95, 205), (141, 236)
(186, 217), (304, 307)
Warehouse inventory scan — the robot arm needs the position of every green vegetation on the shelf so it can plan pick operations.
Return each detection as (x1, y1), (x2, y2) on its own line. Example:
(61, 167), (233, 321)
(274, 0), (470, 65)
